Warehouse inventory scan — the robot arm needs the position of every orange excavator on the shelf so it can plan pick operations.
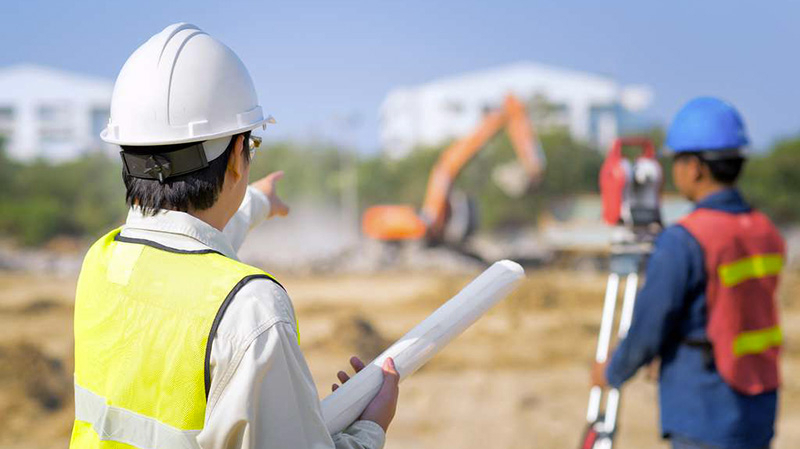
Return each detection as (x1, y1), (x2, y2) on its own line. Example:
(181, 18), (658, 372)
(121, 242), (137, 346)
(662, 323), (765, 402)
(362, 94), (546, 247)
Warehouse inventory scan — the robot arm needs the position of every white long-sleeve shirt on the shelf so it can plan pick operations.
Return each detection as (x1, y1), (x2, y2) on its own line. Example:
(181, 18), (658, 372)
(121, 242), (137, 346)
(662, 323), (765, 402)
(119, 186), (385, 449)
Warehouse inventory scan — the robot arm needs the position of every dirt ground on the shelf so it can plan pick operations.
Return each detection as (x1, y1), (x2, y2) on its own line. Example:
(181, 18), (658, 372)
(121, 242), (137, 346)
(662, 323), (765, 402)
(0, 267), (798, 449)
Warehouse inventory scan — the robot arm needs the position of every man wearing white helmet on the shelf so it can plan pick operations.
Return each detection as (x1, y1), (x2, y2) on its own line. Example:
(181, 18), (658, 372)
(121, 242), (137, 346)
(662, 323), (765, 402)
(70, 23), (398, 449)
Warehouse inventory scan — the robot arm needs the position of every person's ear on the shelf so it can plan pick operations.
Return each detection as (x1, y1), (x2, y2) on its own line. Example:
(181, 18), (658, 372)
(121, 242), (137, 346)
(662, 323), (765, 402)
(689, 156), (704, 183)
(226, 135), (245, 183)
(695, 157), (712, 183)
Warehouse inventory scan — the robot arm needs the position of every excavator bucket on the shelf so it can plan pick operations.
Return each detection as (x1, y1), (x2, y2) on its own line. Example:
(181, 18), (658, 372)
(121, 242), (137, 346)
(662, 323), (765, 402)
(362, 205), (427, 241)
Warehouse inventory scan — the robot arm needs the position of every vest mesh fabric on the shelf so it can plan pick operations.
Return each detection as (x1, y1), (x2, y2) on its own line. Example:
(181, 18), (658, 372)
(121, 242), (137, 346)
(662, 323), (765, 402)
(70, 228), (279, 448)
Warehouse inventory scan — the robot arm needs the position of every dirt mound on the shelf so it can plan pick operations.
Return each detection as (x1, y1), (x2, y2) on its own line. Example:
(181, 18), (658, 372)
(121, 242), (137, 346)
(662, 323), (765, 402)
(1, 297), (69, 315)
(0, 342), (73, 445)
(0, 342), (70, 410)
(331, 315), (389, 362)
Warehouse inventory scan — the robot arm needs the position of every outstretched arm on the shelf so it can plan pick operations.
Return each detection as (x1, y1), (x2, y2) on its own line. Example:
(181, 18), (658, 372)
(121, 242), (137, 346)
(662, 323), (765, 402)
(603, 226), (703, 387)
(223, 171), (289, 251)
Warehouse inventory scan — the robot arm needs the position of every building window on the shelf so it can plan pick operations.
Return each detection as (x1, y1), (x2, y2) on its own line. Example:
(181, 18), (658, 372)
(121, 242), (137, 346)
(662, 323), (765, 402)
(38, 103), (72, 122)
(40, 128), (73, 144)
(37, 102), (74, 147)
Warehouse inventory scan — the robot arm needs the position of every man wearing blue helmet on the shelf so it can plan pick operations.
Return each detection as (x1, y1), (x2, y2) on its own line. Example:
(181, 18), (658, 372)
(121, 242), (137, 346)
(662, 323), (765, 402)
(592, 97), (785, 449)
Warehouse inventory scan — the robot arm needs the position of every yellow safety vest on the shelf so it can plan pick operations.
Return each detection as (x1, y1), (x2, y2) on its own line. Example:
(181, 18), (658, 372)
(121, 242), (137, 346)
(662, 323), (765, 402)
(70, 228), (287, 449)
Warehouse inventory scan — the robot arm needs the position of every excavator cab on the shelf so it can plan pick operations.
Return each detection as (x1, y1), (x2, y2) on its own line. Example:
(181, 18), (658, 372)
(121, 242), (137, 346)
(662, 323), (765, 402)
(361, 190), (478, 247)
(362, 205), (427, 241)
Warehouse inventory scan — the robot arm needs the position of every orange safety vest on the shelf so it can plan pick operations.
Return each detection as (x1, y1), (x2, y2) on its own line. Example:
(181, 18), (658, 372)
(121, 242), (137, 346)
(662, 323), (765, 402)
(680, 208), (785, 395)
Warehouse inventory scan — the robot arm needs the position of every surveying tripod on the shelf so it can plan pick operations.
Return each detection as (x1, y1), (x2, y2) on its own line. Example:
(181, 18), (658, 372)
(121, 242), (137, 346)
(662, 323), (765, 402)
(581, 227), (656, 449)
(581, 137), (663, 449)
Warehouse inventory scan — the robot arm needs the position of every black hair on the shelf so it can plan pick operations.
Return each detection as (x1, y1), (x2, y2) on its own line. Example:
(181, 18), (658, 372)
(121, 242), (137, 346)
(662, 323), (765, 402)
(673, 151), (745, 185)
(122, 131), (251, 216)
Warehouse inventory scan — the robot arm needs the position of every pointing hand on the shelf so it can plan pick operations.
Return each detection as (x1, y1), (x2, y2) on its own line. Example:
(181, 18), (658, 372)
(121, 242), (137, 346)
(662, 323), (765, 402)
(251, 171), (289, 218)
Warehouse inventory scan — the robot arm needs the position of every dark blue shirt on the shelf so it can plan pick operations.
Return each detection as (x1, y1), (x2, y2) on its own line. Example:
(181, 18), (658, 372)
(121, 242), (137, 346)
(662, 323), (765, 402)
(606, 189), (777, 449)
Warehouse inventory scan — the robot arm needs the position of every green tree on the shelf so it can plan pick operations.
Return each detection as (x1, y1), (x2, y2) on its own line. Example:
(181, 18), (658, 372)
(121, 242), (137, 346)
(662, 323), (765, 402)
(0, 150), (127, 246)
(740, 137), (800, 223)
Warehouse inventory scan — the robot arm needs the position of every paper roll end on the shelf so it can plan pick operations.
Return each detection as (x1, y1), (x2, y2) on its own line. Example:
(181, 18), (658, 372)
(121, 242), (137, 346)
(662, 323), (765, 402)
(495, 259), (525, 279)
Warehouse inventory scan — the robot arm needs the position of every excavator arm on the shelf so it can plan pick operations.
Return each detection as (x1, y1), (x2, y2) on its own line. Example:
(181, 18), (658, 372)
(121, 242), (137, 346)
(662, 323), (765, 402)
(420, 94), (544, 239)
(363, 94), (545, 243)
(505, 94), (545, 186)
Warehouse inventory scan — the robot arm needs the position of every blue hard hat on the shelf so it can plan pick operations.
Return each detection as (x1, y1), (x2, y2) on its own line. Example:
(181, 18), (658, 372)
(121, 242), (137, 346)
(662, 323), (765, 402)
(666, 97), (749, 155)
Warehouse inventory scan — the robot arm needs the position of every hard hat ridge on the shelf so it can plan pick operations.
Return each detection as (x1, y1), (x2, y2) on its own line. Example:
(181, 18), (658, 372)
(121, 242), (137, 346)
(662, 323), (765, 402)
(102, 22), (273, 156)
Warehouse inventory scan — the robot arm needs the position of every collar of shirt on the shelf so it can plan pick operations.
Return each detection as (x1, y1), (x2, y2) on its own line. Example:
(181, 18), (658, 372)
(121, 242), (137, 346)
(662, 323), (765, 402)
(121, 207), (239, 260)
(694, 187), (751, 214)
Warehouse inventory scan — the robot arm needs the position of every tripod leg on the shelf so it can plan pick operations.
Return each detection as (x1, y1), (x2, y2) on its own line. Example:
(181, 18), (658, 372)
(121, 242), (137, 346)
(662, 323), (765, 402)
(595, 436), (614, 449)
(587, 273), (620, 423)
(618, 273), (638, 337)
(600, 272), (640, 446)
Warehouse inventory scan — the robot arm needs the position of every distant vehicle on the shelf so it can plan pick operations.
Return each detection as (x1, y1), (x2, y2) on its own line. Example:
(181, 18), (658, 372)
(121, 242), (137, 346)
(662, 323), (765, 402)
(362, 94), (546, 248)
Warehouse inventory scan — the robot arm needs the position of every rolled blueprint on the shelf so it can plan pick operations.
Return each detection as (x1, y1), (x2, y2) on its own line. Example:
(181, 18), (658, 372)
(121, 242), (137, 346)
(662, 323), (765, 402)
(321, 260), (525, 434)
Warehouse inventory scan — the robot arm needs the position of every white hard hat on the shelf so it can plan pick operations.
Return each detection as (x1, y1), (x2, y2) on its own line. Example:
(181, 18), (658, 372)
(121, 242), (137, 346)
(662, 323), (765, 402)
(102, 23), (273, 161)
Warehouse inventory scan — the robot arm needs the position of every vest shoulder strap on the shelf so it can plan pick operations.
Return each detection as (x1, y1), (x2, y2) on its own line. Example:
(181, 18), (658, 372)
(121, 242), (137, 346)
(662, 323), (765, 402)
(679, 208), (785, 257)
(679, 208), (735, 246)
(204, 273), (282, 397)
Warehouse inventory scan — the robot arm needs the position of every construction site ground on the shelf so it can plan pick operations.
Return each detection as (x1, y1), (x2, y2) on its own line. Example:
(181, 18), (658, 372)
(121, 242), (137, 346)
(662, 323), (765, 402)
(2, 267), (798, 449)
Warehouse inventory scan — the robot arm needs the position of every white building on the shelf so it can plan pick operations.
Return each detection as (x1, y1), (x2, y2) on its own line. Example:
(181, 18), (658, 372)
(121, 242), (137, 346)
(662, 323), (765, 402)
(380, 61), (653, 158)
(0, 64), (113, 162)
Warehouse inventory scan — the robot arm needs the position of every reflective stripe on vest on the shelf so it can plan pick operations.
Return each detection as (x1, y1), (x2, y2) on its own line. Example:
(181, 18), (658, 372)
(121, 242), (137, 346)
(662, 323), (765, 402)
(74, 382), (201, 449)
(733, 325), (783, 357)
(719, 254), (784, 287)
(70, 228), (290, 448)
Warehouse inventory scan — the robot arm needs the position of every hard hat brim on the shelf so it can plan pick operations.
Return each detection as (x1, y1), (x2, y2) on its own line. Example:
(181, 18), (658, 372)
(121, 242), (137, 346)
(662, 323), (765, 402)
(100, 116), (274, 146)
(662, 147), (747, 160)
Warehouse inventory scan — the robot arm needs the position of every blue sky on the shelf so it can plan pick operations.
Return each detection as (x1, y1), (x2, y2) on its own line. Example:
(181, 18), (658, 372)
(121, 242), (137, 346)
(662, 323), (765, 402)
(2, 1), (798, 152)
